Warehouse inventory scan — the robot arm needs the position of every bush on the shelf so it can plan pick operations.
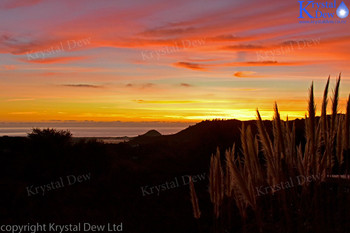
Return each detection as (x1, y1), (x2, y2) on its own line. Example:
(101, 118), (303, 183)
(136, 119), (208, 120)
(28, 128), (72, 143)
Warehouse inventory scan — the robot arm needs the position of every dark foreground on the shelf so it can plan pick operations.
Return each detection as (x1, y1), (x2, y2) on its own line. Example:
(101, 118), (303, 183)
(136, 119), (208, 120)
(0, 119), (349, 233)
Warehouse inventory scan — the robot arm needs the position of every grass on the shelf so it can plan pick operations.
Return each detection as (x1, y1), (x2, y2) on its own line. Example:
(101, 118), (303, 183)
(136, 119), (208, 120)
(190, 75), (350, 233)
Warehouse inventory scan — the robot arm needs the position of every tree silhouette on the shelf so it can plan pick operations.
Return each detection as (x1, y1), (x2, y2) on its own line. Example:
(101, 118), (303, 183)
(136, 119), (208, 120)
(28, 128), (72, 147)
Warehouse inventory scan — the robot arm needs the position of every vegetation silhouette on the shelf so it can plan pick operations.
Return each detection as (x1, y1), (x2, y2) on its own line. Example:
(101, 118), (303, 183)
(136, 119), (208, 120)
(190, 75), (350, 233)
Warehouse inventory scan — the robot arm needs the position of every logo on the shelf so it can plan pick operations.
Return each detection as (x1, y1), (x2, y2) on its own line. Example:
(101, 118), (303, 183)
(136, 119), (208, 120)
(337, 1), (349, 18)
(298, 1), (349, 19)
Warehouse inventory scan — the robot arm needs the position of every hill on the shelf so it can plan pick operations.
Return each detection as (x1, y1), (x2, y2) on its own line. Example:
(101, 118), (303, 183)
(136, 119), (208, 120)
(141, 129), (162, 137)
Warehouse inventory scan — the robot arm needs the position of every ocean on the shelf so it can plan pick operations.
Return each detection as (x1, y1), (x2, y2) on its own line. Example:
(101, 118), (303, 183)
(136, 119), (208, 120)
(0, 122), (192, 137)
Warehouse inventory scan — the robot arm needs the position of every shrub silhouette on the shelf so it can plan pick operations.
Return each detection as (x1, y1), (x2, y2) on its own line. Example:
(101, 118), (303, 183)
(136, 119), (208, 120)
(28, 128), (72, 146)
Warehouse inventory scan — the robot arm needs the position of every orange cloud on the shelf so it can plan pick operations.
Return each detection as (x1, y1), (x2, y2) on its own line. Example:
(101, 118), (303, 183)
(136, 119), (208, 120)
(2, 65), (16, 70)
(173, 60), (307, 71)
(226, 61), (307, 67)
(18, 56), (88, 64)
(234, 71), (259, 78)
(173, 62), (206, 70)
(135, 100), (195, 104)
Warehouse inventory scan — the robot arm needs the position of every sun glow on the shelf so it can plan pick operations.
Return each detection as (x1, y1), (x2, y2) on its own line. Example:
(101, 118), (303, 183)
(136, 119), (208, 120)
(0, 0), (349, 123)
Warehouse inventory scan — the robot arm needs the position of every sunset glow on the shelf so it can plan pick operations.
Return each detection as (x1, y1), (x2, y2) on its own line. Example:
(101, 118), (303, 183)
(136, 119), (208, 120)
(0, 0), (349, 122)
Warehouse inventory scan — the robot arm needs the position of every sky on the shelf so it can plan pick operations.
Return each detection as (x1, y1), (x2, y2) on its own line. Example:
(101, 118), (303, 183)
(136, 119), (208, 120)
(0, 0), (349, 123)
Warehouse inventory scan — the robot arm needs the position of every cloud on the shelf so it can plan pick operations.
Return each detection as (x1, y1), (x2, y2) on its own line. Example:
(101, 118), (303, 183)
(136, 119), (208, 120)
(246, 61), (278, 65)
(0, 0), (349, 123)
(18, 56), (88, 64)
(140, 26), (197, 37)
(135, 100), (195, 104)
(180, 83), (193, 87)
(208, 34), (241, 42)
(0, 33), (38, 54)
(234, 71), (260, 78)
(141, 83), (155, 88)
(9, 112), (37, 115)
(186, 58), (221, 62)
(125, 83), (155, 89)
(174, 60), (303, 72)
(61, 84), (103, 88)
(6, 98), (35, 102)
(231, 88), (262, 91)
(38, 72), (59, 77)
(2, 65), (16, 70)
(173, 62), (206, 70)
(0, 0), (42, 9)
(224, 61), (305, 67)
(245, 61), (295, 66)
(0, 34), (92, 55)
(221, 44), (265, 51)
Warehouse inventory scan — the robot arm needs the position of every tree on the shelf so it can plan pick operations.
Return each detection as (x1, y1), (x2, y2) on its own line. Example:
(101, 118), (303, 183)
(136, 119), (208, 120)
(28, 128), (72, 147)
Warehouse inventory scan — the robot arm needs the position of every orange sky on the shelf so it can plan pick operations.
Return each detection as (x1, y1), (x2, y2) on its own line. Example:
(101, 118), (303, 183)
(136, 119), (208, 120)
(0, 0), (349, 122)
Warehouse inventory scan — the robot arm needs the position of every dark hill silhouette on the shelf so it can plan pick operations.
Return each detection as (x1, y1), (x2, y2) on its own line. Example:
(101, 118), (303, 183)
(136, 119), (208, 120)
(130, 118), (305, 155)
(142, 129), (162, 137)
(173, 118), (305, 143)
(131, 118), (305, 145)
(125, 118), (306, 175)
(130, 129), (162, 144)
